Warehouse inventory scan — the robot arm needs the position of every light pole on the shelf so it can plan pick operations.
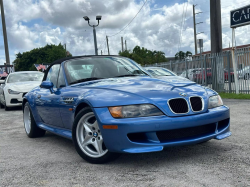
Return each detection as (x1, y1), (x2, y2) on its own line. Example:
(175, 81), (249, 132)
(83, 16), (102, 55)
(0, 0), (10, 65)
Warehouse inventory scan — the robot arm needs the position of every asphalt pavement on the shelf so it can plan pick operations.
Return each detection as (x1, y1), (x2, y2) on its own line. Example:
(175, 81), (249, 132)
(0, 100), (250, 187)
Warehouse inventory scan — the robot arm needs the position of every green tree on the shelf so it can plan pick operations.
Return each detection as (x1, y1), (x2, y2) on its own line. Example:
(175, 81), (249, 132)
(175, 51), (192, 60)
(119, 46), (167, 65)
(13, 43), (72, 71)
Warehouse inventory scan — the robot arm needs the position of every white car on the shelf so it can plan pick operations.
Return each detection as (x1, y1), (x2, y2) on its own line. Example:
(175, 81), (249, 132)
(0, 71), (43, 110)
(180, 69), (195, 81)
(238, 66), (250, 79)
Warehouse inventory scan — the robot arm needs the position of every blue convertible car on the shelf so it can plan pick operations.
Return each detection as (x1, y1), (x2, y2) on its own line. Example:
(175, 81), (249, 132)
(23, 56), (231, 163)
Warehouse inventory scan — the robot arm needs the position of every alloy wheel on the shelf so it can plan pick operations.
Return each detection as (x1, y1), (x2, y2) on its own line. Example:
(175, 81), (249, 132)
(76, 112), (108, 158)
(24, 106), (31, 134)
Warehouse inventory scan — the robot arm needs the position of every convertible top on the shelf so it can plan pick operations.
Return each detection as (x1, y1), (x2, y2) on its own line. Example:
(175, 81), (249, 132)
(49, 55), (121, 66)
(43, 55), (122, 81)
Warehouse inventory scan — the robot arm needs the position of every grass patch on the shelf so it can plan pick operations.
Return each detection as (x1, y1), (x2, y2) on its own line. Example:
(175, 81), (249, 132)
(219, 92), (250, 99)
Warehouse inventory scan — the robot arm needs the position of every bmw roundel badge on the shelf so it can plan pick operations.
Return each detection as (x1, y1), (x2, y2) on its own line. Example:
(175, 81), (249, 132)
(179, 92), (187, 97)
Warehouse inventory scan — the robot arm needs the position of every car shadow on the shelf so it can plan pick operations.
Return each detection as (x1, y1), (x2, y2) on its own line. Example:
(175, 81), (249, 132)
(40, 131), (229, 165)
(112, 141), (230, 166)
(1, 106), (22, 111)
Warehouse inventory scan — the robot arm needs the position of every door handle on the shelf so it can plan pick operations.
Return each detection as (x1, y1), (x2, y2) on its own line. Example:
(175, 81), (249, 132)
(37, 95), (41, 99)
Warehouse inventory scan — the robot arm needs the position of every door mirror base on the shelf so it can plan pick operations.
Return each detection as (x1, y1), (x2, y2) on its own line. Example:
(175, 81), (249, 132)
(40, 81), (54, 93)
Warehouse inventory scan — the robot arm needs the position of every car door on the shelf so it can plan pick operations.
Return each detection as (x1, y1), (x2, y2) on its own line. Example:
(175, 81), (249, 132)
(35, 64), (64, 127)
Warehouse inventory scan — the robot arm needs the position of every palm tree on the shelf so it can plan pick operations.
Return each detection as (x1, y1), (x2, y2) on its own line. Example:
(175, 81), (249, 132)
(175, 51), (185, 60)
(175, 51), (193, 60)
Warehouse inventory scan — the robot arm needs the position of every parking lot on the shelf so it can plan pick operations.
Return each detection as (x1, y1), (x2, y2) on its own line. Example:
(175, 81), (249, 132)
(0, 99), (249, 187)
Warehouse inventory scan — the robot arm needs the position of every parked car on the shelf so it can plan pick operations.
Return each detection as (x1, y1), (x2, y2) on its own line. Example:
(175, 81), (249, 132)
(224, 69), (235, 82)
(0, 76), (7, 85)
(144, 67), (177, 77)
(238, 66), (250, 79)
(180, 69), (195, 81)
(192, 68), (212, 84)
(0, 71), (44, 110)
(192, 68), (235, 84)
(0, 76), (7, 80)
(23, 56), (231, 164)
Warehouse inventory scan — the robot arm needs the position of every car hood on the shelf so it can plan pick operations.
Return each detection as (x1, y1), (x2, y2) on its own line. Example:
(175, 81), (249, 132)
(71, 76), (209, 116)
(7, 81), (41, 92)
(153, 75), (193, 82)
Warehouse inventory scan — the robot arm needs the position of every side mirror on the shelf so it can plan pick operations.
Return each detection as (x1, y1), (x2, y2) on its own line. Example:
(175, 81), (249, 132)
(40, 81), (54, 93)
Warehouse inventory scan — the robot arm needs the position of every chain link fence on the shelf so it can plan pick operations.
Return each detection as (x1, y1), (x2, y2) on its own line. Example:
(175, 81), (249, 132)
(144, 47), (250, 93)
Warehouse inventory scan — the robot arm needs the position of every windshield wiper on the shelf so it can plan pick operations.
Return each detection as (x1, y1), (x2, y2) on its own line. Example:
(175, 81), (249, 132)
(70, 77), (104, 85)
(114, 74), (145, 77)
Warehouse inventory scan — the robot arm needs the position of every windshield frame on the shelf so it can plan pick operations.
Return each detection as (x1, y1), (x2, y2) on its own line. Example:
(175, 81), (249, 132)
(63, 56), (150, 85)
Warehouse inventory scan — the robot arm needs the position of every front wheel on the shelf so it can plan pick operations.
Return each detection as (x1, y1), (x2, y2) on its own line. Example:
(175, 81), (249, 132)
(0, 101), (4, 108)
(23, 102), (46, 138)
(72, 107), (120, 164)
(3, 95), (10, 111)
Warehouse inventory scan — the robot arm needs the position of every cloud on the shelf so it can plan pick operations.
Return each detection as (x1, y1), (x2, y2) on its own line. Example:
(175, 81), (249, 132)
(0, 0), (249, 65)
(0, 58), (6, 65)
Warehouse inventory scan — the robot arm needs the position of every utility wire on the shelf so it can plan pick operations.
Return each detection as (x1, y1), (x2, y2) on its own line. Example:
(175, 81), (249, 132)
(178, 1), (186, 51)
(198, 0), (250, 14)
(107, 0), (148, 37)
(98, 39), (106, 54)
(180, 1), (188, 50)
(178, 1), (188, 51)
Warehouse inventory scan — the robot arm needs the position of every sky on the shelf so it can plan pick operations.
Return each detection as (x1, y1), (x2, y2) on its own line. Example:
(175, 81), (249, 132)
(0, 0), (249, 65)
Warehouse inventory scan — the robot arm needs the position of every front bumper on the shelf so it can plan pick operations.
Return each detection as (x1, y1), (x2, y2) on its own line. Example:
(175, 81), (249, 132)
(6, 92), (26, 107)
(94, 105), (231, 153)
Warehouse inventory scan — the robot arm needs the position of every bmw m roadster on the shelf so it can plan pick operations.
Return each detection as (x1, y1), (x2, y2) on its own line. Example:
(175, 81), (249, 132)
(23, 56), (231, 164)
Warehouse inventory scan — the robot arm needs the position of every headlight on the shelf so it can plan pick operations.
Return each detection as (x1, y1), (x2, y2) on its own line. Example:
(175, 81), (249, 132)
(108, 104), (163, 118)
(8, 89), (20, 94)
(208, 95), (223, 109)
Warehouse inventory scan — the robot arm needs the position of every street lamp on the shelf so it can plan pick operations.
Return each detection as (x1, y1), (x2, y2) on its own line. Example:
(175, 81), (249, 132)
(83, 15), (102, 55)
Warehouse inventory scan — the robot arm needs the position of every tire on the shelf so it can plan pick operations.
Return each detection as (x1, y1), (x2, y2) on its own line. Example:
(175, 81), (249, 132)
(4, 103), (10, 111)
(23, 102), (46, 138)
(244, 74), (249, 80)
(3, 95), (10, 111)
(72, 107), (120, 164)
(0, 101), (4, 108)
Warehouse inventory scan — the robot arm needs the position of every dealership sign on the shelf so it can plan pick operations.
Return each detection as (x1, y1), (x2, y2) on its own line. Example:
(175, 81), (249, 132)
(231, 4), (250, 28)
(0, 65), (15, 76)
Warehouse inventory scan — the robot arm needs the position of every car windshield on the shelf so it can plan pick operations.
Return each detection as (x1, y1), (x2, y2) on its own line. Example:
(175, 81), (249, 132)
(146, 68), (176, 76)
(7, 73), (44, 83)
(65, 57), (148, 85)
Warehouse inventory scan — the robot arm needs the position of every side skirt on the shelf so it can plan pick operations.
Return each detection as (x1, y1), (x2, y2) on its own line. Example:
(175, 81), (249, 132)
(37, 123), (72, 140)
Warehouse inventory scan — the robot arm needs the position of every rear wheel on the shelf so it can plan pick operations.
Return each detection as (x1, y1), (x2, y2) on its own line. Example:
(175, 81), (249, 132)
(72, 107), (120, 164)
(244, 74), (249, 80)
(23, 102), (46, 138)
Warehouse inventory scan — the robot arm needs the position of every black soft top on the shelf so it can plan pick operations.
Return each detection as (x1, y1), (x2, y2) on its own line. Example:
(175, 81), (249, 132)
(48, 55), (121, 66)
(43, 55), (121, 81)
